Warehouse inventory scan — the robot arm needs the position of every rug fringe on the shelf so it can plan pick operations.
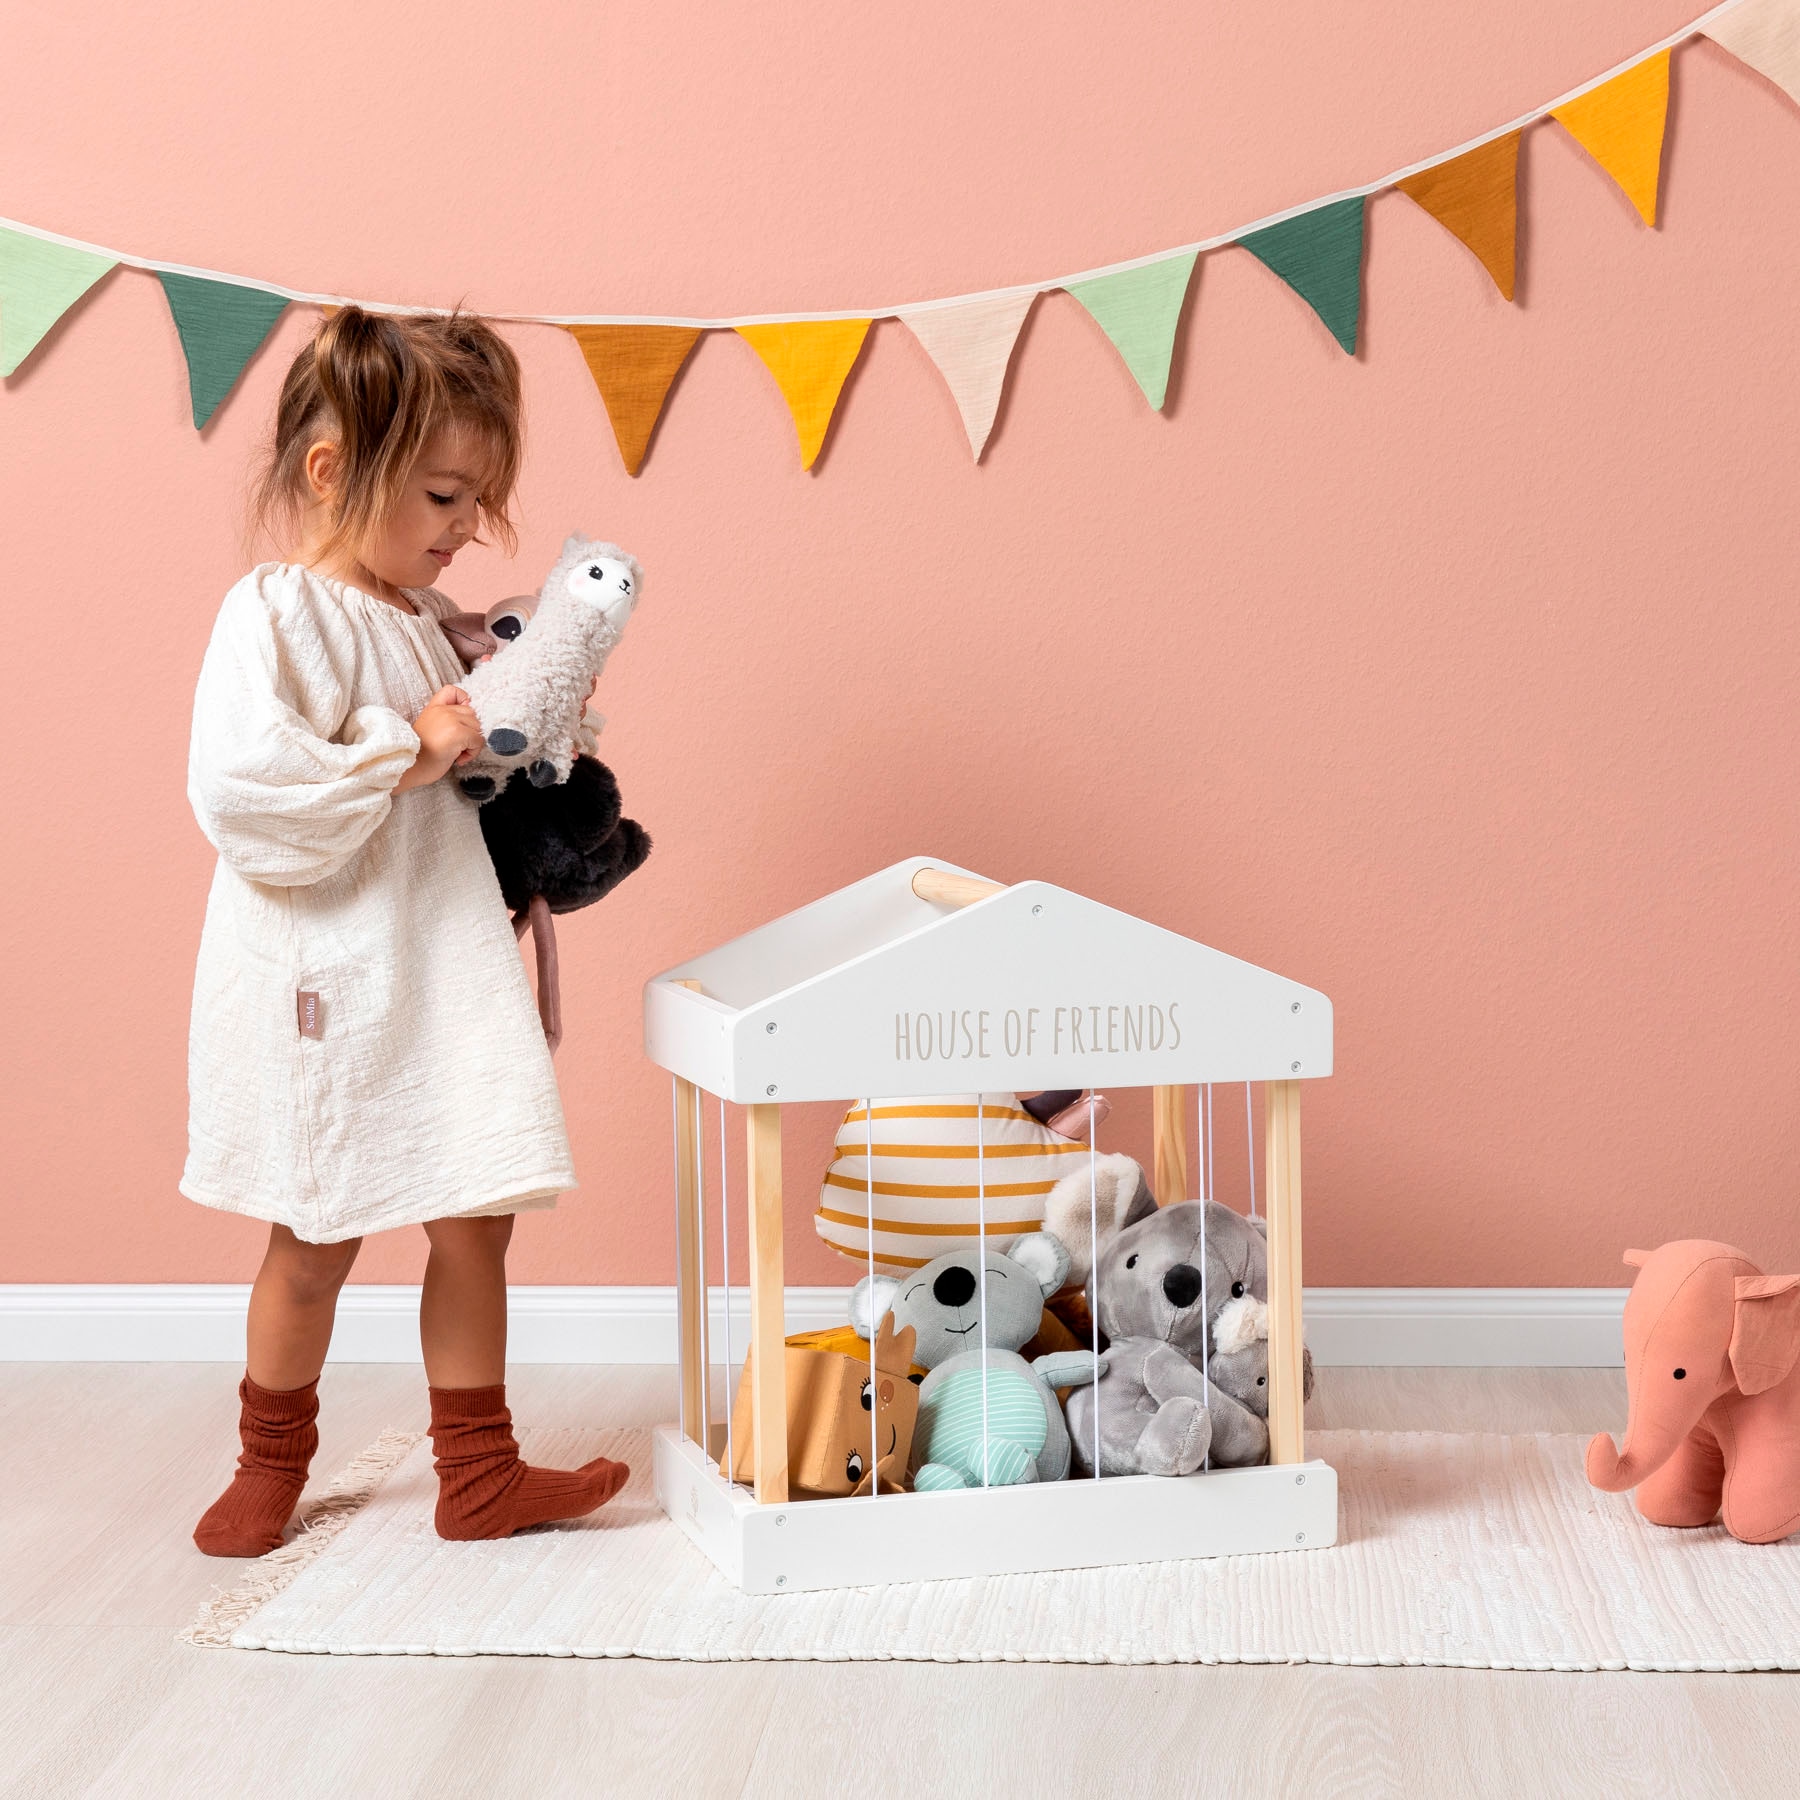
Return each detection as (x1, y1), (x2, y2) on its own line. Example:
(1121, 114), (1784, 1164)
(181, 1427), (422, 1648)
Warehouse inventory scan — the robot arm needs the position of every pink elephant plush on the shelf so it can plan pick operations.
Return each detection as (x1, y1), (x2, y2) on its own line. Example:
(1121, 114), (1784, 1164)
(1587, 1240), (1800, 1544)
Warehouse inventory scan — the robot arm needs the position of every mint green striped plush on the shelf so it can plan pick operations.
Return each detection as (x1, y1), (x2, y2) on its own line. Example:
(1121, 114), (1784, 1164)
(914, 1364), (1047, 1488)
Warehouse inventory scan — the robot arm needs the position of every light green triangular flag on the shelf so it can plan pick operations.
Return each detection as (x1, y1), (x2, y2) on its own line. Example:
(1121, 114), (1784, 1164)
(158, 272), (290, 428)
(1065, 250), (1198, 410)
(0, 228), (116, 377)
(1236, 197), (1365, 356)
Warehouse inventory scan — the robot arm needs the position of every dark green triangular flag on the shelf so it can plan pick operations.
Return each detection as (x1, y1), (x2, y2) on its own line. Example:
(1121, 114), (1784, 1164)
(1236, 197), (1365, 356)
(157, 272), (290, 428)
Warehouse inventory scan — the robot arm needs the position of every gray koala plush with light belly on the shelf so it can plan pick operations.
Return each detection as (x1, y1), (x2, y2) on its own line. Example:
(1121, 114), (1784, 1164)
(1044, 1154), (1310, 1476)
(851, 1233), (1106, 1489)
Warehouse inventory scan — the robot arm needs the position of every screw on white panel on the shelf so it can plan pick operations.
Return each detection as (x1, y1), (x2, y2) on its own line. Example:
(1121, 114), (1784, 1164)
(776, 1575), (787, 1586)
(1032, 905), (1043, 916)
(1295, 1473), (1306, 1486)
(766, 1084), (778, 1096)
(765, 1021), (779, 1034)
(1291, 1062), (1301, 1073)
(1295, 1532), (1306, 1544)
(1291, 1001), (1302, 1013)
(775, 1514), (787, 1527)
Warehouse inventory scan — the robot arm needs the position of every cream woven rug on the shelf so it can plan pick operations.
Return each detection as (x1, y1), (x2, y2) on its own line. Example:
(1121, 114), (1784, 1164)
(187, 1428), (1800, 1670)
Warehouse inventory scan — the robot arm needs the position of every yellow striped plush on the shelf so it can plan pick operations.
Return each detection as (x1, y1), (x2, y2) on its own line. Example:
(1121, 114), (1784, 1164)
(815, 1094), (1091, 1273)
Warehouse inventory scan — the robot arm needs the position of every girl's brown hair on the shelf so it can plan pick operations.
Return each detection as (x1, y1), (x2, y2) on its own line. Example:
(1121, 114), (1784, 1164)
(253, 307), (523, 562)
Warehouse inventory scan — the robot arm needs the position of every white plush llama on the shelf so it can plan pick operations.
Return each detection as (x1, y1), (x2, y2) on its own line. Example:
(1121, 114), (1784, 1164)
(456, 535), (642, 801)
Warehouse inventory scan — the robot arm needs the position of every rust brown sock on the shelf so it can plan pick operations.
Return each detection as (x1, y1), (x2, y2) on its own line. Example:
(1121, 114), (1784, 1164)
(428, 1384), (629, 1540)
(193, 1374), (319, 1557)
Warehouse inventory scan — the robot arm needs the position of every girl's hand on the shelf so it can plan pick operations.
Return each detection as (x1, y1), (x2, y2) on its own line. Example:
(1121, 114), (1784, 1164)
(395, 686), (484, 792)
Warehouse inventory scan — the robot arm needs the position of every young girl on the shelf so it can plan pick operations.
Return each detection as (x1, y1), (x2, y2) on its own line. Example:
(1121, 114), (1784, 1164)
(185, 307), (627, 1556)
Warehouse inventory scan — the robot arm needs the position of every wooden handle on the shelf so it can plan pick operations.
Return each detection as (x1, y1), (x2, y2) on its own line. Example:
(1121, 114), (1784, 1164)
(911, 868), (1006, 908)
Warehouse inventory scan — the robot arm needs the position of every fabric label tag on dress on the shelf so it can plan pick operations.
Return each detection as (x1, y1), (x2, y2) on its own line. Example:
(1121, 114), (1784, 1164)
(297, 990), (323, 1038)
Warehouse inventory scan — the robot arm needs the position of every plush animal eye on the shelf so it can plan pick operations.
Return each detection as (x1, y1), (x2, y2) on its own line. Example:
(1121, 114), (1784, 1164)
(1125, 1254), (1137, 1269)
(1257, 1376), (1266, 1386)
(588, 564), (604, 578)
(860, 1378), (873, 1411)
(1232, 1282), (1245, 1299)
(846, 1449), (865, 1483)
(1673, 1368), (1687, 1380)
(492, 615), (526, 641)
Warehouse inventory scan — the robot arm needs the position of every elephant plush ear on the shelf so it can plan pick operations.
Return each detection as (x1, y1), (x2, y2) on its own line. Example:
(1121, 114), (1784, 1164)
(1623, 1248), (1650, 1270)
(1042, 1154), (1152, 1285)
(849, 1275), (901, 1341)
(1729, 1274), (1800, 1395)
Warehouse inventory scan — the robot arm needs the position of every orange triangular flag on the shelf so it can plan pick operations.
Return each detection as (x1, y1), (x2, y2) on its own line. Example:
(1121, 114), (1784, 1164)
(1397, 132), (1521, 300)
(1551, 51), (1671, 227)
(566, 325), (702, 476)
(736, 319), (871, 469)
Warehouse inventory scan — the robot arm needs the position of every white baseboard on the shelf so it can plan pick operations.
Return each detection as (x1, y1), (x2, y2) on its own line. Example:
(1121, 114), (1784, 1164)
(0, 1284), (1626, 1367)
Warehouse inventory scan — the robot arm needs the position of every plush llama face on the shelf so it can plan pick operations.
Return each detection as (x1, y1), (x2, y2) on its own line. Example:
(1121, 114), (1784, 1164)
(559, 546), (639, 628)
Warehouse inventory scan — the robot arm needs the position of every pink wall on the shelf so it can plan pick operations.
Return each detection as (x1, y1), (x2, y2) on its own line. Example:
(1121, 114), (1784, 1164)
(3, 1), (1797, 1291)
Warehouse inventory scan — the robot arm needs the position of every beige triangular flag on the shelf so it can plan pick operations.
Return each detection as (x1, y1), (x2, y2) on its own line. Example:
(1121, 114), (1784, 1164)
(1706, 0), (1800, 108)
(897, 291), (1037, 460)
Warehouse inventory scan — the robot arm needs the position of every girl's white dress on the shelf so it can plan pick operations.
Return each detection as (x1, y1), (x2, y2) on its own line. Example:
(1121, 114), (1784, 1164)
(181, 563), (575, 1243)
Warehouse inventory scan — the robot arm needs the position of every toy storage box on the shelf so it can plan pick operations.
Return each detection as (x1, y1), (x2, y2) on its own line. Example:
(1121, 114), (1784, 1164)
(643, 855), (1337, 1595)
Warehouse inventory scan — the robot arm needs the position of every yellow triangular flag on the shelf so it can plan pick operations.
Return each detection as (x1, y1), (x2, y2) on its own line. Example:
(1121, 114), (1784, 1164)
(736, 320), (871, 469)
(1551, 51), (1671, 227)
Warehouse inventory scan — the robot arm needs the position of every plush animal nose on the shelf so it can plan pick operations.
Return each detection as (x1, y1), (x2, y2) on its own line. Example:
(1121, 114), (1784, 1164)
(933, 1266), (977, 1308)
(486, 727), (528, 756)
(1162, 1263), (1203, 1309)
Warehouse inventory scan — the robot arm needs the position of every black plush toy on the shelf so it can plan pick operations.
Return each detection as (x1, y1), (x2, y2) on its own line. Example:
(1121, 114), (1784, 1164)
(478, 754), (651, 1052)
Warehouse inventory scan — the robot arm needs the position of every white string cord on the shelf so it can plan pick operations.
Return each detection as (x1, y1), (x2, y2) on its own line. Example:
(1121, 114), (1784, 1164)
(1206, 1083), (1215, 1209)
(865, 1097), (879, 1501)
(692, 1083), (709, 1453)
(719, 1094), (734, 1491)
(0, 0), (1749, 329)
(976, 1094), (990, 1488)
(1198, 1083), (1211, 1474)
(669, 1075), (684, 1445)
(1245, 1081), (1258, 1219)
(1088, 1094), (1102, 1482)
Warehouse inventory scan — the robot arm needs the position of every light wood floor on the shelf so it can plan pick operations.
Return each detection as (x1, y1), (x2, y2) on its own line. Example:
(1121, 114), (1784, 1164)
(2, 1363), (1795, 1799)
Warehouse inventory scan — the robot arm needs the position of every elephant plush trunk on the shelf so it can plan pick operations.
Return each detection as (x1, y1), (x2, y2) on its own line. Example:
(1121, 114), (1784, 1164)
(1585, 1431), (1634, 1491)
(1586, 1389), (1711, 1493)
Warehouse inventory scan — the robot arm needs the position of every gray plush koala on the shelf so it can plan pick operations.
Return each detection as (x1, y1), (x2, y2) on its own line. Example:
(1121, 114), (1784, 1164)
(851, 1233), (1105, 1488)
(1206, 1292), (1316, 1422)
(1045, 1153), (1305, 1475)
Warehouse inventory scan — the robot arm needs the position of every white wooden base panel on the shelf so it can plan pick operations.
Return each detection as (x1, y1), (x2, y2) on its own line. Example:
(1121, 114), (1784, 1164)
(0, 1284), (1629, 1366)
(652, 1427), (1339, 1596)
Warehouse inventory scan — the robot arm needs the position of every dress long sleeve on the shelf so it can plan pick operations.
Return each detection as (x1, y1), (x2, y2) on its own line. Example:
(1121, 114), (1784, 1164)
(182, 563), (574, 1244)
(188, 571), (420, 887)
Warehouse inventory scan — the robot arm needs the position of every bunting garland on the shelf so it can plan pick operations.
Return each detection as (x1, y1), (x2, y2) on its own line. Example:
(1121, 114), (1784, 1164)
(0, 227), (113, 376)
(157, 273), (289, 427)
(1396, 133), (1520, 300)
(1551, 51), (1672, 226)
(1706, 0), (1800, 104)
(0, 0), (1794, 469)
(1236, 199), (1366, 355)
(897, 292), (1036, 459)
(566, 324), (701, 475)
(1066, 252), (1198, 409)
(735, 320), (871, 469)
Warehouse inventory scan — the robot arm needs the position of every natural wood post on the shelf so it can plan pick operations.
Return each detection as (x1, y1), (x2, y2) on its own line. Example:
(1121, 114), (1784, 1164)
(746, 1103), (789, 1504)
(1264, 1079), (1305, 1464)
(1152, 1085), (1190, 1205)
(672, 1073), (706, 1449)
